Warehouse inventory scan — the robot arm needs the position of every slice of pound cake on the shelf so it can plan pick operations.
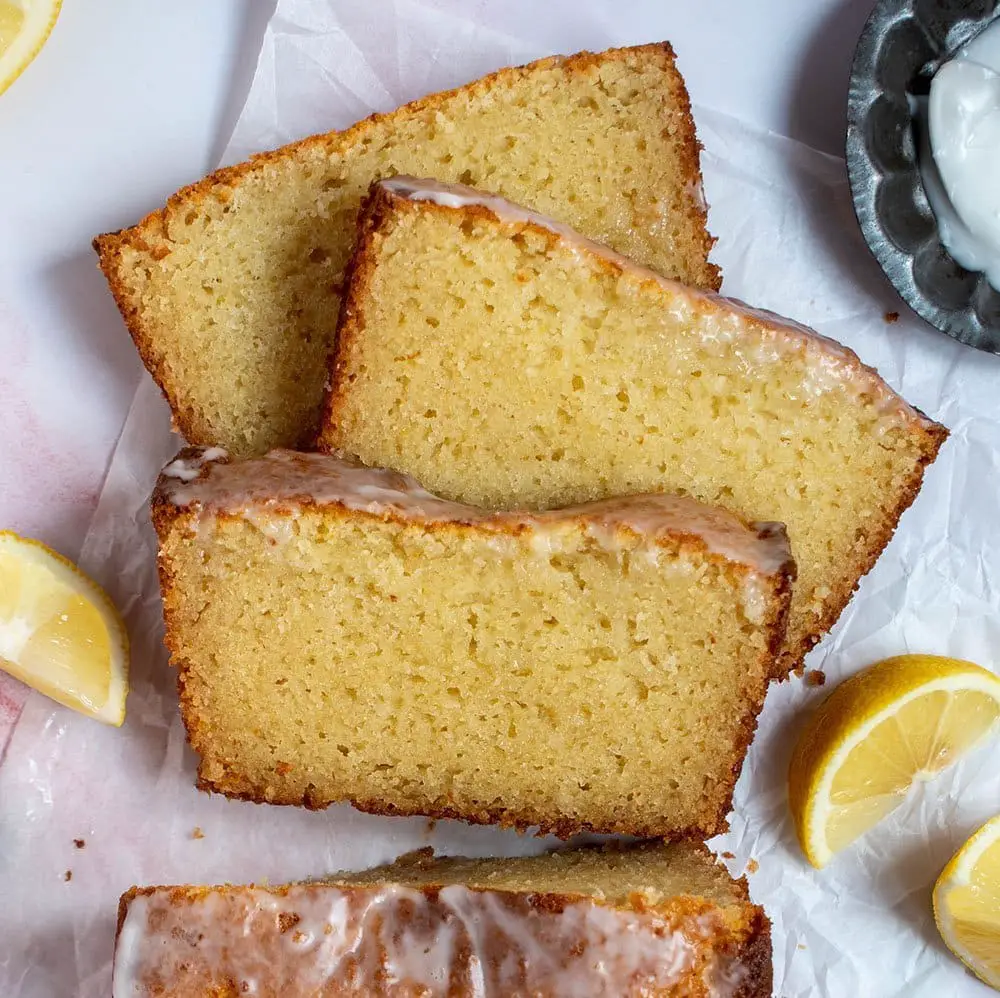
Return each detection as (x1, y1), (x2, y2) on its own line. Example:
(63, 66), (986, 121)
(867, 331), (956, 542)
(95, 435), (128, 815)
(319, 177), (948, 674)
(152, 448), (794, 838)
(113, 841), (772, 998)
(94, 43), (718, 458)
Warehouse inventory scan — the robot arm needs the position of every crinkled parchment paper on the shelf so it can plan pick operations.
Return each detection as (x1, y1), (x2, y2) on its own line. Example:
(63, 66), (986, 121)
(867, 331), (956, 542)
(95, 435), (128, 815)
(2, 2), (1000, 995)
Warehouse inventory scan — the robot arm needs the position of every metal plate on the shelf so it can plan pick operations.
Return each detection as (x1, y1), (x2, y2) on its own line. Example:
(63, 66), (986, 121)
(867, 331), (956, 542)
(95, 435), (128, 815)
(847, 0), (1000, 352)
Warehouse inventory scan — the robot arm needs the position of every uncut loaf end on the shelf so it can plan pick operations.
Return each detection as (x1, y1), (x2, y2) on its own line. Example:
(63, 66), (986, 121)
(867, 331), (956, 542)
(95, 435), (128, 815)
(113, 841), (772, 998)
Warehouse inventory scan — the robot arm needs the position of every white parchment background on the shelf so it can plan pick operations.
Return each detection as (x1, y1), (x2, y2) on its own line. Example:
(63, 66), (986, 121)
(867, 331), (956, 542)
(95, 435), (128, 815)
(2, 1), (1000, 995)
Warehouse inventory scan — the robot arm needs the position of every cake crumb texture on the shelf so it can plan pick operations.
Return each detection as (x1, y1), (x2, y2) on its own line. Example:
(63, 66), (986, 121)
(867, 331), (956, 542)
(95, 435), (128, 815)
(94, 43), (718, 457)
(321, 181), (948, 672)
(153, 449), (793, 839)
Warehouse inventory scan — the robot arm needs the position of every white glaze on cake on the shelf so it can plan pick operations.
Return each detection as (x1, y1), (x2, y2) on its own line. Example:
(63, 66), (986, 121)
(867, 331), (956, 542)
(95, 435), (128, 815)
(113, 881), (747, 997)
(379, 176), (936, 432)
(157, 448), (793, 578)
(686, 178), (709, 213)
(162, 446), (229, 482)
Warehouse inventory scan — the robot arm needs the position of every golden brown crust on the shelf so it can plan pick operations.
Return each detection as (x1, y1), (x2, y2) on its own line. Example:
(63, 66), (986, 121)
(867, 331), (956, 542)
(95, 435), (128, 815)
(654, 47), (720, 292)
(96, 42), (719, 452)
(93, 235), (208, 448)
(765, 557), (797, 679)
(116, 885), (138, 940)
(198, 775), (723, 840)
(733, 908), (774, 998)
(691, 559), (793, 834)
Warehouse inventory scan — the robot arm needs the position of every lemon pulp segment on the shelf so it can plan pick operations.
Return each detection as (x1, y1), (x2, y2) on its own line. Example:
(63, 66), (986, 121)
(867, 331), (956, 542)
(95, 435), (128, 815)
(0, 0), (61, 96)
(0, 532), (127, 724)
(0, 3), (24, 56)
(935, 815), (1000, 988)
(789, 655), (1000, 867)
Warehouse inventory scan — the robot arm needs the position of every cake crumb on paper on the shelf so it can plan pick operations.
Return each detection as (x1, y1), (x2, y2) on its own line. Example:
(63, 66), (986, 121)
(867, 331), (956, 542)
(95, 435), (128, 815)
(806, 670), (827, 687)
(64, 870), (72, 882)
(884, 311), (899, 323)
(746, 859), (759, 874)
(192, 826), (205, 840)
(73, 838), (85, 849)
(721, 851), (735, 860)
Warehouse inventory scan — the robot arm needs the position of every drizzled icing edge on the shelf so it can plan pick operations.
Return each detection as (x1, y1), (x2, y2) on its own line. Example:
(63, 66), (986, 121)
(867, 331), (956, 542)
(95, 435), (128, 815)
(113, 881), (750, 998)
(157, 448), (793, 578)
(378, 175), (941, 431)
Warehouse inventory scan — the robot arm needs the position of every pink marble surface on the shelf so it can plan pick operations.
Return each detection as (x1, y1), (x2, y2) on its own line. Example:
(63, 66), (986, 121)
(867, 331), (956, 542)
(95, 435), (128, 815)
(0, 295), (109, 760)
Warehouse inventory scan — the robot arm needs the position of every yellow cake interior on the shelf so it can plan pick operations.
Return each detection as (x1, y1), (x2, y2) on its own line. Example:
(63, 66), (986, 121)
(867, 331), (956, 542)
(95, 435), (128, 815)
(324, 199), (945, 670)
(95, 45), (717, 456)
(159, 500), (783, 837)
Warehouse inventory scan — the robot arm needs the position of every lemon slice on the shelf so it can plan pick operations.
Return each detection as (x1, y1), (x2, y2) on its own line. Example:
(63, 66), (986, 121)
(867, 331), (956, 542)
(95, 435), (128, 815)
(789, 654), (1000, 868)
(0, 531), (128, 725)
(934, 815), (1000, 989)
(0, 0), (61, 97)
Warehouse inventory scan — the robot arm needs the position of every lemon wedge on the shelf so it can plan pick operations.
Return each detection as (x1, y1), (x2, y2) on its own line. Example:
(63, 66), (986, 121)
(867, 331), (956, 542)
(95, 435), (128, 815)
(0, 531), (128, 725)
(0, 0), (60, 97)
(789, 654), (1000, 868)
(934, 815), (1000, 990)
